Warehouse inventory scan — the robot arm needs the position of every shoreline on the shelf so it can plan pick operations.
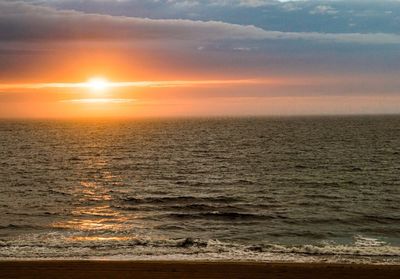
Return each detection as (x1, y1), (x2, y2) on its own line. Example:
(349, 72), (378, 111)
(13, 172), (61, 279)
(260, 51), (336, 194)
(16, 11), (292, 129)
(1, 261), (399, 279)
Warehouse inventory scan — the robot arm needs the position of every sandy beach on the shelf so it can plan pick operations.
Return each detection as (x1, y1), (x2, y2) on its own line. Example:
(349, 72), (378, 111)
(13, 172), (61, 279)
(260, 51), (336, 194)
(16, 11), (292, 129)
(0, 261), (399, 279)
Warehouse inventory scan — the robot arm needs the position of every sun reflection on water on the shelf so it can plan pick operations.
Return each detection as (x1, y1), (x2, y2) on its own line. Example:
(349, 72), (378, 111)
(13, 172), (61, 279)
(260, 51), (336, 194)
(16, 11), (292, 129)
(70, 236), (132, 242)
(52, 177), (142, 242)
(49, 148), (149, 244)
(52, 204), (134, 232)
(79, 181), (112, 201)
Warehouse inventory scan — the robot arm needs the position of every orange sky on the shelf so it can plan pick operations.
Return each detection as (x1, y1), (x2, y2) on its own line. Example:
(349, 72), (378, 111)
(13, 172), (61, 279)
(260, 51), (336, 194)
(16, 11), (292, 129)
(2, 76), (400, 118)
(1, 1), (400, 118)
(1, 47), (400, 118)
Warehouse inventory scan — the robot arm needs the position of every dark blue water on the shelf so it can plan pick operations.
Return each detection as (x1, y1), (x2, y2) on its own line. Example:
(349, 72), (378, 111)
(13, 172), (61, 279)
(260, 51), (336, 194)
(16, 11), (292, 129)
(0, 116), (399, 263)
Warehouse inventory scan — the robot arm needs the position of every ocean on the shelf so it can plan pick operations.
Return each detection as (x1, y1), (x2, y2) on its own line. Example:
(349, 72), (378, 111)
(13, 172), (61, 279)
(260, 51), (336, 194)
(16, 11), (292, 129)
(0, 116), (399, 264)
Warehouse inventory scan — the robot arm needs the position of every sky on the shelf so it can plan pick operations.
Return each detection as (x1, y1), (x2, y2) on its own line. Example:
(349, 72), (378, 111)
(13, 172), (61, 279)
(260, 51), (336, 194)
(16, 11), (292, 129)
(1, 0), (400, 118)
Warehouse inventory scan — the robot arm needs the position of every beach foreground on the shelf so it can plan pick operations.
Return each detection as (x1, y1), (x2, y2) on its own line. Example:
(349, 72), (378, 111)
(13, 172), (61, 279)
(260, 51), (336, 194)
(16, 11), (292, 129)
(0, 261), (399, 279)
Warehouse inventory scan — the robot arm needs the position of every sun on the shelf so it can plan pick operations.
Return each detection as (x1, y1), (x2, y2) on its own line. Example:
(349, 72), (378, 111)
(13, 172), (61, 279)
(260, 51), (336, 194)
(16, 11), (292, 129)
(86, 77), (109, 91)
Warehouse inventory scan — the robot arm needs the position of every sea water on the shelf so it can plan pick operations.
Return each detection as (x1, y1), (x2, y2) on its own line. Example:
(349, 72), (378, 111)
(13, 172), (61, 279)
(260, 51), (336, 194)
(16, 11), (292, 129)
(0, 116), (399, 263)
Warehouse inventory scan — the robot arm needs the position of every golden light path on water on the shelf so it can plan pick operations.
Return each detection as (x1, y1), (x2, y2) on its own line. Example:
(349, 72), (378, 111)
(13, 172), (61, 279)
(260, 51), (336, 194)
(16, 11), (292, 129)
(51, 181), (135, 242)
(50, 155), (143, 243)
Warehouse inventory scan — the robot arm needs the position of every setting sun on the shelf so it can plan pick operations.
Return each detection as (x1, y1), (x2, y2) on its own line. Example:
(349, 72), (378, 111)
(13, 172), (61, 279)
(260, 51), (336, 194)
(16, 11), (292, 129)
(86, 77), (109, 92)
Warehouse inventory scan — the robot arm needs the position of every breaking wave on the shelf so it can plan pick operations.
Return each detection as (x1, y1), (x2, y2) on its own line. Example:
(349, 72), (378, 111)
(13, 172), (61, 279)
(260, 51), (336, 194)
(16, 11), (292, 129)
(1, 233), (399, 264)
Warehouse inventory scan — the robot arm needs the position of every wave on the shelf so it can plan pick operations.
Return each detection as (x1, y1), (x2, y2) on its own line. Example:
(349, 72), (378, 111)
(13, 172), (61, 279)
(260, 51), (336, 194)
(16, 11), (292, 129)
(122, 195), (241, 205)
(168, 203), (239, 211)
(0, 233), (399, 264)
(362, 215), (400, 224)
(166, 212), (273, 221)
(0, 224), (43, 230)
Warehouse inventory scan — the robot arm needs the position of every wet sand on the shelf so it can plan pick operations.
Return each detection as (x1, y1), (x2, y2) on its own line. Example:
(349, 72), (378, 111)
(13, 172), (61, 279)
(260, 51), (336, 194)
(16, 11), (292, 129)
(0, 261), (399, 279)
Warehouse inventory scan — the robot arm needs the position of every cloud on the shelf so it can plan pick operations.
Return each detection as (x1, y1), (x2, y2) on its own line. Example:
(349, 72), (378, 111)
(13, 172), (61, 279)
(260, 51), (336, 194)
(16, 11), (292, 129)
(189, 0), (276, 7)
(1, 1), (400, 46)
(167, 0), (200, 8)
(61, 98), (135, 104)
(226, 0), (275, 7)
(0, 79), (278, 91)
(310, 5), (338, 15)
(281, 2), (301, 12)
(0, 1), (271, 42)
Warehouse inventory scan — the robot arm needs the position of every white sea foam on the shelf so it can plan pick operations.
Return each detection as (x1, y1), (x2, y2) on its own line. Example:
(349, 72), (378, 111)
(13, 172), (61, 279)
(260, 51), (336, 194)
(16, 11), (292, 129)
(0, 233), (399, 265)
(354, 235), (387, 247)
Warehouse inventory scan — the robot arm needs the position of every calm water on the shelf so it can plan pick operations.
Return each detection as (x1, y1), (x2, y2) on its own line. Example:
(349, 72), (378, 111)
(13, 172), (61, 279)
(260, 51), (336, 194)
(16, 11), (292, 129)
(0, 116), (399, 263)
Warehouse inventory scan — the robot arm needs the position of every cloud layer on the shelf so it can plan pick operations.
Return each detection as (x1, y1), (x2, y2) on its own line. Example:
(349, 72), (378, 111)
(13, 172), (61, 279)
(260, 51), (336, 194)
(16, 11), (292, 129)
(16, 0), (400, 34)
(2, 1), (400, 44)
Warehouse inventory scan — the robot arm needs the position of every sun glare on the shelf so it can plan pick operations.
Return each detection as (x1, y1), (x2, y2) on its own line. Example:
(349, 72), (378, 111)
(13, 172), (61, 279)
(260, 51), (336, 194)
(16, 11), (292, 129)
(86, 77), (109, 91)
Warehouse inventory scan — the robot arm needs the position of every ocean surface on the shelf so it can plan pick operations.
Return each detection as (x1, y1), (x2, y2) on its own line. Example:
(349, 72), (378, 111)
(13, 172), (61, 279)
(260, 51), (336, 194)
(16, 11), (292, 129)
(0, 116), (399, 264)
